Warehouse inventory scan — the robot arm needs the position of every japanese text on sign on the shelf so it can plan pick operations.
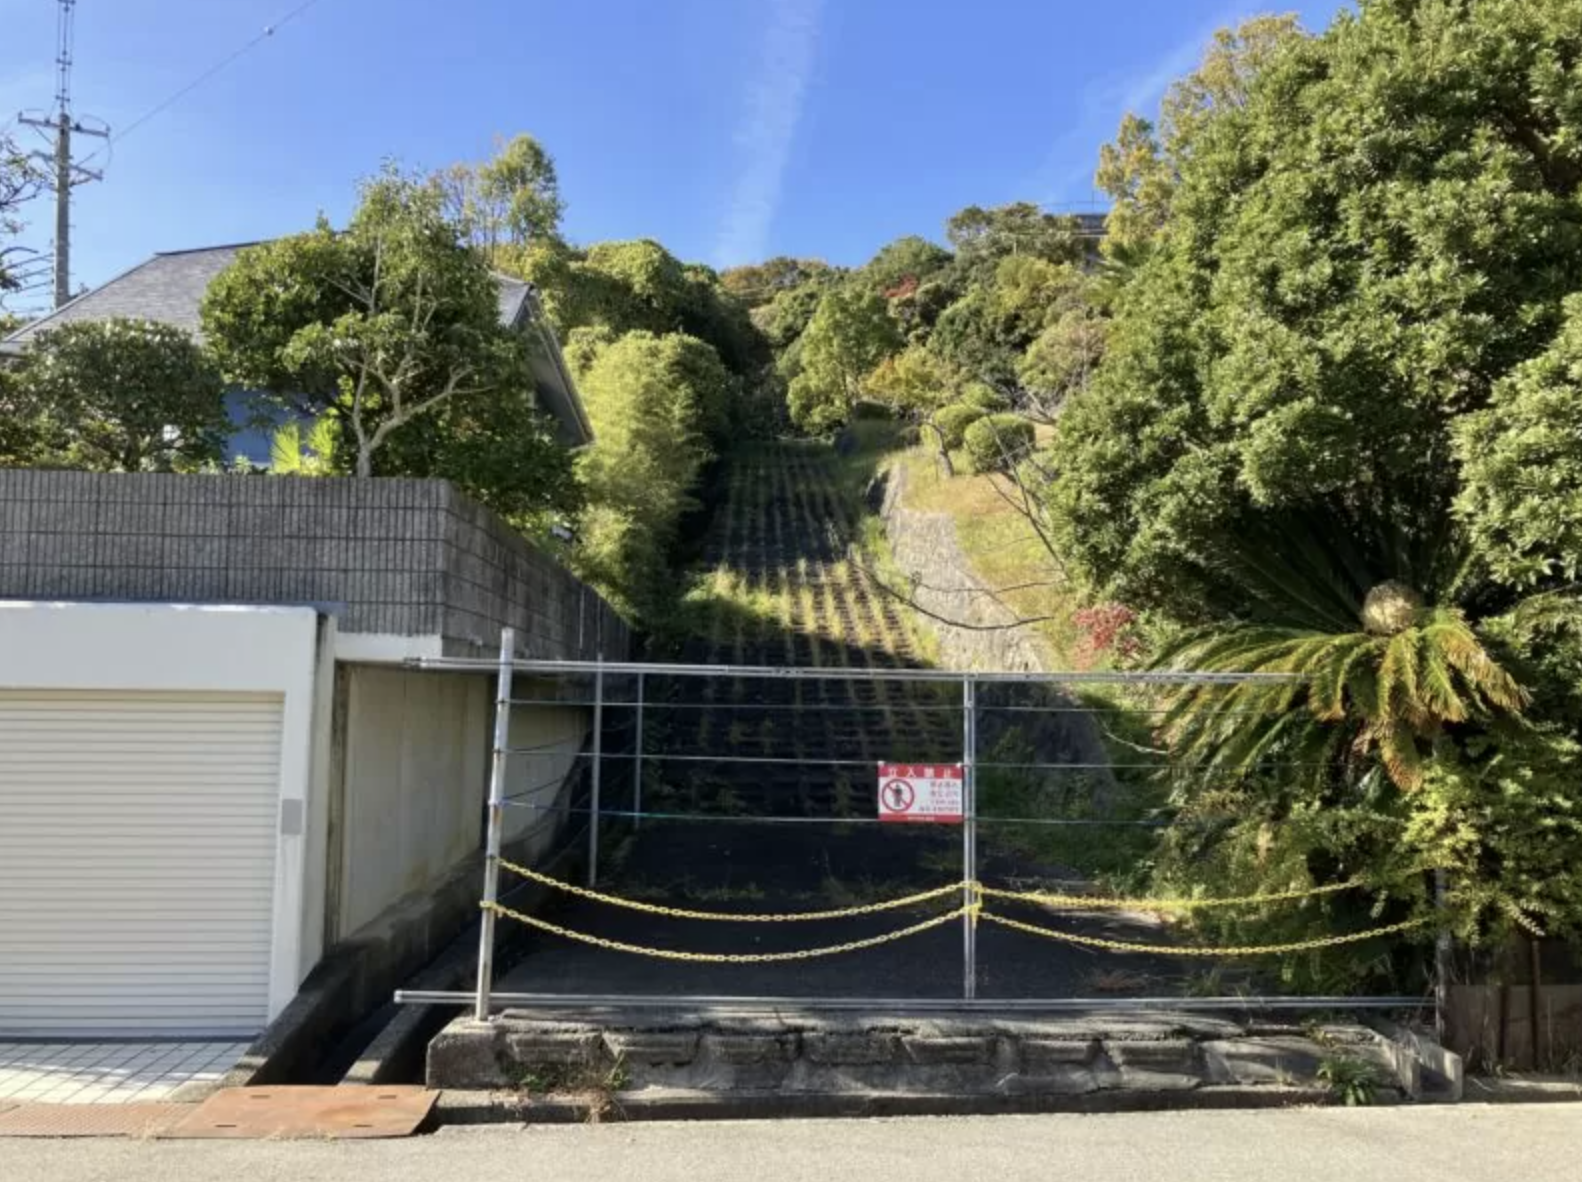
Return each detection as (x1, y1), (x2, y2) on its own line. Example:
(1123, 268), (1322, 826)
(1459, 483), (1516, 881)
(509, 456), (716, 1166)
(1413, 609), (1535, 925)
(877, 762), (964, 823)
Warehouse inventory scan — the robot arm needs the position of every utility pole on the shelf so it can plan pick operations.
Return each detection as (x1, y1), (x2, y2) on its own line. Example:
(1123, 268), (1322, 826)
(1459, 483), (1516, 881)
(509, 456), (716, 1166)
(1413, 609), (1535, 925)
(17, 0), (108, 308)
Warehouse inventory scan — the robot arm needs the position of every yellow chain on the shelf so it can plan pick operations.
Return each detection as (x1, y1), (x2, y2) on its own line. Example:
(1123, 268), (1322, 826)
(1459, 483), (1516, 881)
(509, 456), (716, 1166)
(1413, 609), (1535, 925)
(485, 899), (973, 963)
(497, 857), (965, 922)
(978, 908), (1432, 957)
(977, 879), (1364, 913)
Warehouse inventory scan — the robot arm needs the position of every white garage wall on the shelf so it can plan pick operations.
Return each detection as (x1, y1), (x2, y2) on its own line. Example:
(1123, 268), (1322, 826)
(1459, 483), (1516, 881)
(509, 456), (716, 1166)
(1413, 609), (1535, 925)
(0, 602), (326, 1022)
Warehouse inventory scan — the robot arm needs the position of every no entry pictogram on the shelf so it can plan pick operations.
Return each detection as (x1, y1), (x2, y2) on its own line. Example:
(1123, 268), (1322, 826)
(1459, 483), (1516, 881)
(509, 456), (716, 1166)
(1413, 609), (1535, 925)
(877, 762), (964, 823)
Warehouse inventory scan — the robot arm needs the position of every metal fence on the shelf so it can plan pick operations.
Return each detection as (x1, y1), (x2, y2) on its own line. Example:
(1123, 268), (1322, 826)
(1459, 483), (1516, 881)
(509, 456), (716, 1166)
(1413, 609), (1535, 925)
(396, 627), (1433, 1019)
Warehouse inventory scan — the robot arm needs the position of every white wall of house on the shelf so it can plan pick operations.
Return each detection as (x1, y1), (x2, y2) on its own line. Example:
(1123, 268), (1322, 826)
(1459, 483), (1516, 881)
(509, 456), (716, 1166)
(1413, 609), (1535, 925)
(0, 602), (326, 1031)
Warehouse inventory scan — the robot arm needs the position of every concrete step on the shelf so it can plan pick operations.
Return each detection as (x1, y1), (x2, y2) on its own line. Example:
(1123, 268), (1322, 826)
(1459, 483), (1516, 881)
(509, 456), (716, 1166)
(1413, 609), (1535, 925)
(426, 1009), (1441, 1111)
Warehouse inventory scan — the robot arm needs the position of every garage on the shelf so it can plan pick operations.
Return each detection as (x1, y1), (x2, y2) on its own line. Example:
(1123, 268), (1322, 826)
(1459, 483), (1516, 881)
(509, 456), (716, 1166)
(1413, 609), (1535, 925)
(0, 603), (325, 1039)
(0, 691), (285, 1036)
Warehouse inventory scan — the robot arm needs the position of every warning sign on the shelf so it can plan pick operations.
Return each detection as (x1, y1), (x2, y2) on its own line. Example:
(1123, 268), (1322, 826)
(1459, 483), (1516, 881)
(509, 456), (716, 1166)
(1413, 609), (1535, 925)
(877, 763), (964, 823)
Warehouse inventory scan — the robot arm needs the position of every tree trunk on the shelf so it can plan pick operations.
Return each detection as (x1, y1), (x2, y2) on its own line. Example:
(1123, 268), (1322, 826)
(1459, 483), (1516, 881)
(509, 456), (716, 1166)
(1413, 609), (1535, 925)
(922, 420), (954, 477)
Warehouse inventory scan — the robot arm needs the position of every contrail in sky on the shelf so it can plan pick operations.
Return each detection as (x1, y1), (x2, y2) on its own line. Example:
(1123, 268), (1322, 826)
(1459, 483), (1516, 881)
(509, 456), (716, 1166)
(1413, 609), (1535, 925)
(714, 0), (823, 267)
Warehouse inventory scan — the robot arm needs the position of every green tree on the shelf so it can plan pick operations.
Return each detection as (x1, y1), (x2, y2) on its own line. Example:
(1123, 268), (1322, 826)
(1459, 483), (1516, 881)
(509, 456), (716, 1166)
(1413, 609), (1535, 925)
(1041, 0), (1582, 950)
(866, 345), (967, 469)
(574, 331), (732, 619)
(860, 235), (953, 295)
(1455, 295), (1582, 589)
(962, 413), (1035, 474)
(0, 319), (228, 472)
(927, 287), (1023, 390)
(203, 167), (576, 521)
(753, 282), (827, 352)
(510, 238), (766, 380)
(438, 133), (565, 266)
(0, 131), (43, 297)
(1095, 15), (1303, 261)
(945, 202), (1088, 278)
(786, 286), (902, 433)
(1017, 302), (1107, 416)
(719, 257), (838, 309)
(1045, 0), (1582, 623)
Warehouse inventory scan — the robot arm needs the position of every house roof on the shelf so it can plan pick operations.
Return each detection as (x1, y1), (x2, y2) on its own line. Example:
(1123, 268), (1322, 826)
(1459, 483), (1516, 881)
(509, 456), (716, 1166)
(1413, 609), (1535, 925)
(1, 245), (255, 350)
(0, 243), (594, 447)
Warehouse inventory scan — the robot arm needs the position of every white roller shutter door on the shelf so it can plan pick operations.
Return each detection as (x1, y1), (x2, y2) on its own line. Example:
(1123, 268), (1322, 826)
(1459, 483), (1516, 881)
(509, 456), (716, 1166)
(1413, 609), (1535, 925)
(0, 690), (283, 1037)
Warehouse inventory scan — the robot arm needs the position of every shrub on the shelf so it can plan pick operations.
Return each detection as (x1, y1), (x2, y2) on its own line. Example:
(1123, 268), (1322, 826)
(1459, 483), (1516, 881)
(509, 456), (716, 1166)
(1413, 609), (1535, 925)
(931, 401), (987, 450)
(963, 413), (1033, 473)
(961, 382), (1009, 412)
(850, 399), (895, 421)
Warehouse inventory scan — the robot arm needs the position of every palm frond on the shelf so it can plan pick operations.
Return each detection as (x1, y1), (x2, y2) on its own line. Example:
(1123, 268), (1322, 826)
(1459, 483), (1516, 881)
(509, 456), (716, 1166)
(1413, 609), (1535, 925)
(1314, 635), (1379, 721)
(1426, 611), (1528, 715)
(1416, 625), (1469, 725)
(1378, 717), (1426, 791)
(1376, 631), (1419, 728)
(270, 420), (303, 474)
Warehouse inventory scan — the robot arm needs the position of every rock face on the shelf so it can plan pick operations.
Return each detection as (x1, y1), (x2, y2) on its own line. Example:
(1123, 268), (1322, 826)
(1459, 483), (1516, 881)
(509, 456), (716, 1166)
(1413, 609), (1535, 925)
(428, 1010), (1420, 1105)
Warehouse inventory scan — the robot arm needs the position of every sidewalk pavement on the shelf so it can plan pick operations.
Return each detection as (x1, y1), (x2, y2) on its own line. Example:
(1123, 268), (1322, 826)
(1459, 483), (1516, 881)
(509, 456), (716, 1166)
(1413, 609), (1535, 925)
(1, 1104), (1577, 1182)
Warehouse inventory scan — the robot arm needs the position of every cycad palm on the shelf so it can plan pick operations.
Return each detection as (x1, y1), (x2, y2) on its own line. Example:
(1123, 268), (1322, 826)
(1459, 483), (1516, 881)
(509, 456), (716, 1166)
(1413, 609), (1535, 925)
(1155, 523), (1529, 791)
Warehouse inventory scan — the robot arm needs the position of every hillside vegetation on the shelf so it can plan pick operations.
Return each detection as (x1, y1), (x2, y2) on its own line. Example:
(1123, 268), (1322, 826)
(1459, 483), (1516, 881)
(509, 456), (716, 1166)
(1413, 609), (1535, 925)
(7, 1), (1582, 995)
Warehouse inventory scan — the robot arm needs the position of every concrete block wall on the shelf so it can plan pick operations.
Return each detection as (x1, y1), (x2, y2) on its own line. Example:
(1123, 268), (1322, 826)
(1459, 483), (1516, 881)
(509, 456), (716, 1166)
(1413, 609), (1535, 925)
(0, 470), (628, 659)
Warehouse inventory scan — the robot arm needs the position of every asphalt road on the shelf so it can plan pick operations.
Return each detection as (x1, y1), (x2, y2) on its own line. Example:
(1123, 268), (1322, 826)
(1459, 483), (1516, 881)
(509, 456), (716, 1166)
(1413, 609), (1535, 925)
(5, 1105), (1577, 1182)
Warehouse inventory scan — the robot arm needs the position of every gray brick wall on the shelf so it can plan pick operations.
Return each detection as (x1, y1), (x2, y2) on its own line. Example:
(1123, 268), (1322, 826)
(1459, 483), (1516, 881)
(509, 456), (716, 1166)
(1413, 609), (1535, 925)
(0, 470), (628, 660)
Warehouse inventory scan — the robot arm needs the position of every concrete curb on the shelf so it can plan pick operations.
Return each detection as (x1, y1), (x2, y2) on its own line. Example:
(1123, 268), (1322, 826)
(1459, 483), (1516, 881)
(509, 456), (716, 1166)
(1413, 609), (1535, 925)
(430, 1084), (1337, 1125)
(1364, 1018), (1464, 1103)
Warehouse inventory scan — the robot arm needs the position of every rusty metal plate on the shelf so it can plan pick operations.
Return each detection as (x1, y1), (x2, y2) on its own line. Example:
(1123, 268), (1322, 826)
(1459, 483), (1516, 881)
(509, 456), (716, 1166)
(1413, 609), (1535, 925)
(162, 1086), (436, 1140)
(0, 1102), (187, 1138)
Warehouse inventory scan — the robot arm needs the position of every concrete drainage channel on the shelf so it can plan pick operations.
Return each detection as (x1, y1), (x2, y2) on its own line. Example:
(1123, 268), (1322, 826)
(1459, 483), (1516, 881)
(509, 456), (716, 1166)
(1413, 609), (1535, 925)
(422, 1007), (1463, 1123)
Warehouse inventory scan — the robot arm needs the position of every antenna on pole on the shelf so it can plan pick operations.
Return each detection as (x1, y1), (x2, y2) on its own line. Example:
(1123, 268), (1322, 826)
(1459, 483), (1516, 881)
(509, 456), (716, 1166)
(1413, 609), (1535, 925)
(17, 0), (109, 309)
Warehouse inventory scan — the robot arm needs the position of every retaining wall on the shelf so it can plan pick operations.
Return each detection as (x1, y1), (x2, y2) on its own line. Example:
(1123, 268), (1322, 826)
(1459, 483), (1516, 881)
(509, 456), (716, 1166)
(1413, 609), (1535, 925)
(0, 470), (627, 658)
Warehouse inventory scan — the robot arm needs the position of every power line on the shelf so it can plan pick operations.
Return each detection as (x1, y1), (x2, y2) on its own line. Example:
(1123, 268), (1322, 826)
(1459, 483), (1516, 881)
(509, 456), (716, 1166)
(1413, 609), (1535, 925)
(113, 0), (327, 145)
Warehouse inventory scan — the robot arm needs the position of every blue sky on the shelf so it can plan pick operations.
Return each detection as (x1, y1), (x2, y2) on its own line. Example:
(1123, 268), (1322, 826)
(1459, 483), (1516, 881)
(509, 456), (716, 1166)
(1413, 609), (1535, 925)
(1, 0), (1350, 310)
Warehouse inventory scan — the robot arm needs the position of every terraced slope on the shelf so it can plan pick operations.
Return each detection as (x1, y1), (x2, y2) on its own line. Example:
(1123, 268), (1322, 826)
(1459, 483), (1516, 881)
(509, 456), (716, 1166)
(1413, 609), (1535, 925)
(647, 441), (963, 821)
(497, 440), (1184, 1000)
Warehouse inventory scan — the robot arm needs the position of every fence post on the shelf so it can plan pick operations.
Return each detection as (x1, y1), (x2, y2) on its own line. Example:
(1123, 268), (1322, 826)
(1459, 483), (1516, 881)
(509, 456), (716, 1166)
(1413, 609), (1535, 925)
(962, 675), (978, 1001)
(633, 671), (645, 832)
(588, 653), (605, 886)
(1434, 868), (1452, 1041)
(474, 626), (516, 1023)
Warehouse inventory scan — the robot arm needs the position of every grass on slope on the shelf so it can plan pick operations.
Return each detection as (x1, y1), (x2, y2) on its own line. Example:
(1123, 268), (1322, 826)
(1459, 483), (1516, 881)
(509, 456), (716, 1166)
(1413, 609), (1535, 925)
(887, 440), (1095, 670)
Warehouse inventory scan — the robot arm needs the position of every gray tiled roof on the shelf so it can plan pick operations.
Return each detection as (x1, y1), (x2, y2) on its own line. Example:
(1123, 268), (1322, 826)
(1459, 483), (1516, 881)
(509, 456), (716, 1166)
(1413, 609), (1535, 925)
(1, 245), (253, 350)
(2, 244), (540, 350)
(0, 243), (593, 447)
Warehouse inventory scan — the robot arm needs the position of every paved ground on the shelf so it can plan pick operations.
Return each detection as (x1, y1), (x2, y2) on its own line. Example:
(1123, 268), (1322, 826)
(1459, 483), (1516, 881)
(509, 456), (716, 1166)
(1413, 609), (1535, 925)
(2, 1106), (1577, 1181)
(497, 821), (1188, 1001)
(0, 1042), (248, 1105)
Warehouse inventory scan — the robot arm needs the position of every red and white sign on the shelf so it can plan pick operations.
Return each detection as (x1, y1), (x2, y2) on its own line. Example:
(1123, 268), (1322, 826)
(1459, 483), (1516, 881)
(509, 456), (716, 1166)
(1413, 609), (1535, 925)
(877, 762), (964, 823)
